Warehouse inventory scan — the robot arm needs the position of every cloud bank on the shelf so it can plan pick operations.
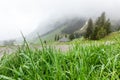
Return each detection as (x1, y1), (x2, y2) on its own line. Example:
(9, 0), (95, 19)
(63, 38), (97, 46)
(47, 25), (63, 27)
(0, 0), (120, 40)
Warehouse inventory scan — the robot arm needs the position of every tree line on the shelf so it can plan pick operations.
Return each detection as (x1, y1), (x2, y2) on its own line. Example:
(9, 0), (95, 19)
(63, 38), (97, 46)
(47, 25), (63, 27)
(54, 12), (112, 41)
(85, 12), (111, 40)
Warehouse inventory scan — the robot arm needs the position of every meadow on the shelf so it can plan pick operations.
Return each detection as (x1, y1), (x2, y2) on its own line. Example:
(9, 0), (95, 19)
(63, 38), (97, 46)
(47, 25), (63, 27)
(0, 32), (120, 80)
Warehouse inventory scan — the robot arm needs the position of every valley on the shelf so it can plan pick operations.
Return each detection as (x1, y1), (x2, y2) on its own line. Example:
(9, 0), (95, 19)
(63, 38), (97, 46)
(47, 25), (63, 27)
(0, 13), (120, 80)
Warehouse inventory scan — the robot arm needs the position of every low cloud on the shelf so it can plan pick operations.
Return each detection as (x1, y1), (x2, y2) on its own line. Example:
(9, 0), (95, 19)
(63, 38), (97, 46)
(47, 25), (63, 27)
(0, 0), (120, 40)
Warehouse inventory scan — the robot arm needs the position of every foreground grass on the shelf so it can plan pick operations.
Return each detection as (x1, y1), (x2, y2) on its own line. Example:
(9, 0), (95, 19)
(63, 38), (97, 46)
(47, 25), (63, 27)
(0, 36), (120, 80)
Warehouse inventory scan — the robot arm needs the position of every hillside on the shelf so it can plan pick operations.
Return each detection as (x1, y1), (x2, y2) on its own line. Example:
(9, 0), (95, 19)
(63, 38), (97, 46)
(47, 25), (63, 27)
(29, 17), (86, 42)
(1, 31), (120, 80)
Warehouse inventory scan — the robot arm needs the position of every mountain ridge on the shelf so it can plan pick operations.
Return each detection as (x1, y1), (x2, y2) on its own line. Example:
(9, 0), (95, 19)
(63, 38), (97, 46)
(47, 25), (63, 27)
(27, 17), (87, 41)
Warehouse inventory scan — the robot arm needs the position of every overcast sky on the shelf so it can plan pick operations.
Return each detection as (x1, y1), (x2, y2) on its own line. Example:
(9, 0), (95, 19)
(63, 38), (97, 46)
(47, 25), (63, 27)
(0, 0), (120, 41)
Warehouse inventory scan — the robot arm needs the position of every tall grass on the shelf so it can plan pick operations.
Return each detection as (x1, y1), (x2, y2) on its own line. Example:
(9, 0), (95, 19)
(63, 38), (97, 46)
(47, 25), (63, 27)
(0, 39), (120, 80)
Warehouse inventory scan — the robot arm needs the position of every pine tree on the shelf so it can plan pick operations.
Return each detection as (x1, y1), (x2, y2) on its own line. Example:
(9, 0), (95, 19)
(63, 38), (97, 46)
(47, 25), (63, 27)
(55, 35), (60, 41)
(69, 33), (75, 40)
(88, 12), (111, 40)
(91, 26), (99, 40)
(65, 34), (67, 38)
(104, 19), (111, 34)
(57, 35), (60, 41)
(85, 18), (93, 39)
(100, 12), (106, 25)
(96, 27), (107, 39)
(55, 35), (57, 41)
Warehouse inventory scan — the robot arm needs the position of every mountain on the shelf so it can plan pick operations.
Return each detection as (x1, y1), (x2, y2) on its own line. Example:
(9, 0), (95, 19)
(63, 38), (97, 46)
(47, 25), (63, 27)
(27, 17), (120, 43)
(74, 21), (88, 35)
(111, 20), (120, 31)
(29, 17), (86, 40)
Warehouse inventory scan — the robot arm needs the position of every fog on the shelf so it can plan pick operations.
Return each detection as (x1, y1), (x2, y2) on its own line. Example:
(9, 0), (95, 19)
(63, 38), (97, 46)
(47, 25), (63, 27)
(0, 0), (120, 41)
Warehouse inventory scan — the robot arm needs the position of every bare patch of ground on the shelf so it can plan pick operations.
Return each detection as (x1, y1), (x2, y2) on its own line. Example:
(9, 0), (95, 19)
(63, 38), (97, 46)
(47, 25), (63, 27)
(0, 46), (17, 58)
(0, 45), (70, 58)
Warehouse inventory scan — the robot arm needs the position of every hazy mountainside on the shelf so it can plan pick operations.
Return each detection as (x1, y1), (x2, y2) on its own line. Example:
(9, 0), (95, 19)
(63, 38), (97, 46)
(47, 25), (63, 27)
(75, 21), (88, 34)
(61, 18), (86, 34)
(42, 19), (120, 39)
(28, 17), (86, 41)
(40, 18), (86, 41)
(26, 19), (67, 40)
(111, 20), (120, 31)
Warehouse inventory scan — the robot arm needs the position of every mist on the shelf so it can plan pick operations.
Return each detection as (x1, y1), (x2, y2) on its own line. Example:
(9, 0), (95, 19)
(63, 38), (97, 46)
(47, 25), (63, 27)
(0, 0), (120, 41)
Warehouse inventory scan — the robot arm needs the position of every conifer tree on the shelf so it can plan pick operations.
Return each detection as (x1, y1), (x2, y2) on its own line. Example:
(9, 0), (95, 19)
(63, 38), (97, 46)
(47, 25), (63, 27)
(55, 35), (57, 41)
(57, 35), (60, 41)
(85, 18), (93, 39)
(86, 12), (111, 40)
(69, 33), (75, 40)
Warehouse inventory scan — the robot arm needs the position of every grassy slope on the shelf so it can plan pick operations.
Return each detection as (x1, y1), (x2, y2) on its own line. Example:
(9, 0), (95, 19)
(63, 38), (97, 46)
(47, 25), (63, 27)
(72, 31), (120, 44)
(42, 25), (67, 40)
(0, 32), (120, 80)
(53, 31), (120, 45)
(34, 25), (68, 44)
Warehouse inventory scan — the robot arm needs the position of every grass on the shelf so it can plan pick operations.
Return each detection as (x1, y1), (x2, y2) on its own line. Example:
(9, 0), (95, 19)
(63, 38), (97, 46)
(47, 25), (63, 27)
(0, 32), (120, 80)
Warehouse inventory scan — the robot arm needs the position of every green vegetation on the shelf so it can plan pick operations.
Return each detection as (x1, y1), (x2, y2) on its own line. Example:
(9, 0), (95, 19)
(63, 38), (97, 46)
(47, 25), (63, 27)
(0, 12), (120, 80)
(41, 25), (65, 41)
(69, 33), (75, 40)
(0, 32), (120, 80)
(35, 18), (86, 42)
(85, 18), (93, 39)
(85, 12), (111, 40)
